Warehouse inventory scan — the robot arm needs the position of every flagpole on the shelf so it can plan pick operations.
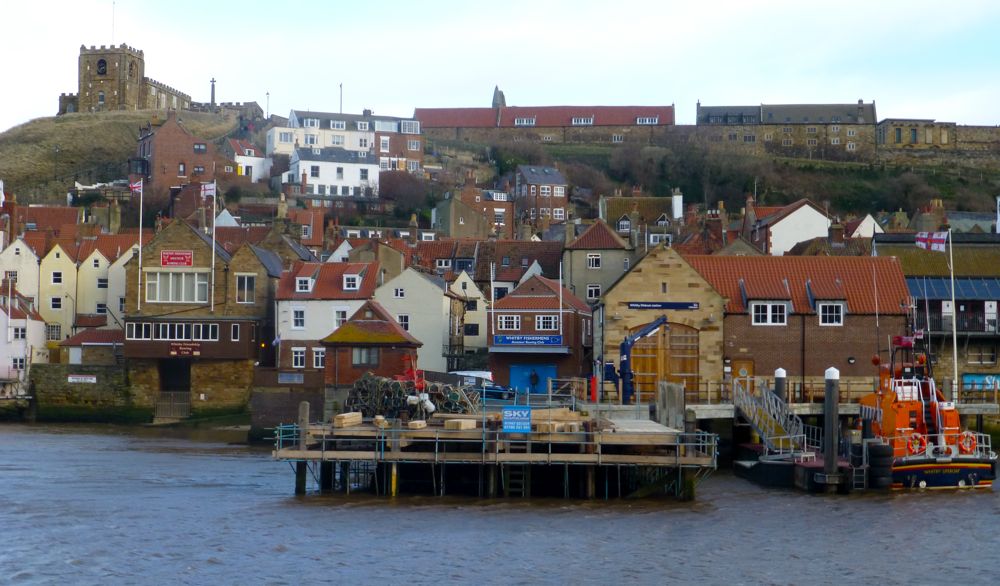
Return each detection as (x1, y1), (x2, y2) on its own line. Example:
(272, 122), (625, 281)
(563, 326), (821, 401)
(948, 228), (958, 402)
(210, 181), (217, 313)
(137, 179), (143, 312)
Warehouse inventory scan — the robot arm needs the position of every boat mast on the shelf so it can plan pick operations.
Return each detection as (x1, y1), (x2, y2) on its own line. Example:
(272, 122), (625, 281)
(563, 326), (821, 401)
(948, 229), (958, 402)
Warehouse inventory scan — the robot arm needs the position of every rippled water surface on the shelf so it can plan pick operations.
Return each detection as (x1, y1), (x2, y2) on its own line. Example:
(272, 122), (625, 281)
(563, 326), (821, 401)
(1, 424), (997, 585)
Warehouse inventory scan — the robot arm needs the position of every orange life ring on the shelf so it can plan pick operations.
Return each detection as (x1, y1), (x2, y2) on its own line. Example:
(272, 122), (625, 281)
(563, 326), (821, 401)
(907, 432), (927, 455)
(958, 431), (977, 454)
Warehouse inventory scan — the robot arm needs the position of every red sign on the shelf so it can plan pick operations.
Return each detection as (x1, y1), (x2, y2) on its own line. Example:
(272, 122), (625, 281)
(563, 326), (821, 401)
(169, 342), (202, 357)
(161, 250), (193, 267)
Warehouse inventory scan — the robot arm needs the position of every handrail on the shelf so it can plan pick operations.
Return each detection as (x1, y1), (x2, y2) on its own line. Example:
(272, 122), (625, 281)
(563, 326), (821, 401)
(733, 379), (809, 456)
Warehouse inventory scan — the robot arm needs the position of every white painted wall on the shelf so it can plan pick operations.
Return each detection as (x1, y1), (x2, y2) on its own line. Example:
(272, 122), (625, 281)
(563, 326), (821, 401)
(107, 247), (138, 328)
(374, 269), (448, 372)
(277, 297), (367, 344)
(449, 271), (487, 350)
(289, 152), (380, 198)
(38, 245), (77, 340)
(770, 206), (831, 256)
(0, 239), (41, 300)
(848, 214), (884, 238)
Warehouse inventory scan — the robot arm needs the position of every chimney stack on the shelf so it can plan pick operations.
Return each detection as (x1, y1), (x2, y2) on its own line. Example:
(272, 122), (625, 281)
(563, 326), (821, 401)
(829, 222), (845, 244)
(409, 213), (419, 245)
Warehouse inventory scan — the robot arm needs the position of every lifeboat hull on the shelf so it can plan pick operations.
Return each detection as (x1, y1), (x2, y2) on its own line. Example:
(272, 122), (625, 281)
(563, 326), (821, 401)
(891, 459), (997, 490)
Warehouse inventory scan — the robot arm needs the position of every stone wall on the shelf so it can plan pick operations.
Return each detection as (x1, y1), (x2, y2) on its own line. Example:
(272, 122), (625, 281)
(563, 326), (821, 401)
(248, 388), (324, 441)
(28, 363), (149, 421)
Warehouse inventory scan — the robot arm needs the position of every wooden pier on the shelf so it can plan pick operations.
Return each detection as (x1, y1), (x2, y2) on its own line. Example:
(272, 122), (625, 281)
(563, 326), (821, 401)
(273, 405), (718, 500)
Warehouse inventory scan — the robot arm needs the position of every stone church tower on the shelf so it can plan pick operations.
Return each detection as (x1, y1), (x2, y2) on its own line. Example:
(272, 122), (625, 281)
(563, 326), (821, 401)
(59, 43), (191, 115)
(77, 44), (146, 112)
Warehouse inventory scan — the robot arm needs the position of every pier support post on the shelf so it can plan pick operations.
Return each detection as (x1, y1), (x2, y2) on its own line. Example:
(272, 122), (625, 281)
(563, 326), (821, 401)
(340, 462), (351, 494)
(295, 461), (307, 495)
(773, 368), (787, 403)
(320, 462), (333, 493)
(823, 367), (841, 494)
(487, 465), (497, 498)
(390, 462), (398, 498)
(586, 465), (596, 499)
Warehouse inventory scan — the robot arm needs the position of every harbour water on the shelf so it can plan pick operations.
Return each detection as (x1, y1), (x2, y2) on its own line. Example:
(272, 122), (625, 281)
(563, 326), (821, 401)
(1, 424), (997, 584)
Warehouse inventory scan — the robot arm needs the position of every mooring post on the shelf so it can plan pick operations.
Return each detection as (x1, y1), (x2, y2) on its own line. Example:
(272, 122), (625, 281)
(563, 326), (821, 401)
(680, 409), (698, 500)
(295, 401), (310, 495)
(487, 465), (497, 498)
(586, 466), (596, 499)
(824, 367), (840, 494)
(773, 368), (787, 403)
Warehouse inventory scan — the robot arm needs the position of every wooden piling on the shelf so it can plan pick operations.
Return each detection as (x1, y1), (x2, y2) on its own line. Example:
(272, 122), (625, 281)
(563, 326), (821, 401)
(585, 465), (596, 499)
(319, 462), (333, 492)
(295, 461), (307, 495)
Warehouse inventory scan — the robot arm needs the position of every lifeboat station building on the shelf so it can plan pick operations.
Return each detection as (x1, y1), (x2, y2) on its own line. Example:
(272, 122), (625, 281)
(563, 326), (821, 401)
(123, 220), (280, 417)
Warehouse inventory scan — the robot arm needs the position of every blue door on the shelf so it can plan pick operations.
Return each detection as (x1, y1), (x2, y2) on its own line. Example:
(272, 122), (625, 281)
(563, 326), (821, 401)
(509, 364), (558, 394)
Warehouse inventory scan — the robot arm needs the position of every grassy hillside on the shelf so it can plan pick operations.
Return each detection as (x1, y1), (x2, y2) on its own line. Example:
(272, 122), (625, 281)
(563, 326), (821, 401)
(0, 110), (239, 202)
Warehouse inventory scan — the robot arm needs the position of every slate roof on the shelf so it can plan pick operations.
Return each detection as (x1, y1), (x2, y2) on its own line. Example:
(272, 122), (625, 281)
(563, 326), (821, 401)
(276, 261), (378, 300)
(761, 102), (876, 125)
(517, 165), (567, 185)
(567, 219), (629, 250)
(320, 300), (421, 347)
(250, 245), (284, 278)
(786, 236), (872, 257)
(696, 105), (761, 125)
(684, 255), (909, 315)
(60, 328), (123, 346)
(293, 147), (377, 165)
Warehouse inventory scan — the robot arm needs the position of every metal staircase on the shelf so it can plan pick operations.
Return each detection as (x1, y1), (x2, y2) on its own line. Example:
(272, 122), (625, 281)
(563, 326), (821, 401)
(733, 380), (817, 460)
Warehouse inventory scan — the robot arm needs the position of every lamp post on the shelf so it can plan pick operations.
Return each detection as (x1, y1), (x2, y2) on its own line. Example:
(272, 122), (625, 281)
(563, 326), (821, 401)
(53, 144), (61, 181)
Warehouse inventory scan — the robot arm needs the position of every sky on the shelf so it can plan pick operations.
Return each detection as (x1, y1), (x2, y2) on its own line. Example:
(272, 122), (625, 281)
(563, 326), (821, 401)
(2, 0), (1000, 133)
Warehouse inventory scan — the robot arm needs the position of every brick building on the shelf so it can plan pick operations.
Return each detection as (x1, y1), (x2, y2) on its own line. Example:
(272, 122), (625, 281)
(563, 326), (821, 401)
(487, 275), (592, 392)
(514, 165), (568, 227)
(685, 255), (910, 394)
(129, 111), (232, 203)
(320, 300), (421, 388)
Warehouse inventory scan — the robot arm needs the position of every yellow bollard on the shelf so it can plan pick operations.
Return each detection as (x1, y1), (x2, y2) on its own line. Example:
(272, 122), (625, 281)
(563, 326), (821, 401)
(390, 462), (398, 497)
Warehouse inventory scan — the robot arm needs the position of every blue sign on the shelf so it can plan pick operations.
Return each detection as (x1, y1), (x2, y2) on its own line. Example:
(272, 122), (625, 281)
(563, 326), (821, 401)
(493, 335), (563, 346)
(961, 373), (1000, 390)
(502, 406), (532, 433)
(627, 301), (700, 310)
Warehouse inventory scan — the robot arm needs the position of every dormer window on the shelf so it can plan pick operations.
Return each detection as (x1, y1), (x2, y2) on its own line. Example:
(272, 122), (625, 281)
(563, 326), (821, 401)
(296, 277), (312, 293)
(436, 259), (452, 270)
(331, 120), (346, 130)
(357, 121), (369, 131)
(343, 275), (359, 290)
(655, 214), (670, 227)
(751, 302), (788, 326)
(617, 216), (631, 232)
(514, 117), (536, 127)
(818, 302), (845, 326)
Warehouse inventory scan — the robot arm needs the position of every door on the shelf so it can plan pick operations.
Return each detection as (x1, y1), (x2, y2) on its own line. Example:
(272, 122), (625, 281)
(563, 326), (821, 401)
(628, 321), (700, 403)
(509, 364), (557, 394)
(731, 359), (754, 394)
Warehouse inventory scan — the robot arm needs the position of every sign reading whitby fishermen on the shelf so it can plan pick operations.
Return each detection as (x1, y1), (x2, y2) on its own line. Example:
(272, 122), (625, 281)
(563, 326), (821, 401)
(627, 301), (700, 310)
(161, 250), (193, 267)
(502, 406), (532, 433)
(493, 335), (563, 346)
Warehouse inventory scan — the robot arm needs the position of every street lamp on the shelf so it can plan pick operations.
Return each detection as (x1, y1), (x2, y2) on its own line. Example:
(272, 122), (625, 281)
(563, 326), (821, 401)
(54, 144), (61, 181)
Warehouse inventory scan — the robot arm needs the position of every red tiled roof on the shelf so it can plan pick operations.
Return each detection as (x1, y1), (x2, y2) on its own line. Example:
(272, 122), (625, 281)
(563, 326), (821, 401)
(287, 209), (325, 248)
(498, 106), (674, 128)
(61, 328), (123, 346)
(494, 275), (592, 314)
(49, 238), (81, 262)
(19, 232), (51, 256)
(415, 106), (675, 128)
(74, 314), (108, 328)
(320, 300), (421, 346)
(215, 226), (270, 253)
(228, 138), (262, 157)
(683, 255), (909, 315)
(16, 206), (81, 236)
(76, 233), (152, 263)
(414, 107), (498, 128)
(276, 261), (379, 300)
(567, 219), (629, 250)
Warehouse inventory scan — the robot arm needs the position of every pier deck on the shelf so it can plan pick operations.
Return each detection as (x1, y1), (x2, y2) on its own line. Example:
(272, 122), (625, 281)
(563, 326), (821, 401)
(273, 410), (719, 499)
